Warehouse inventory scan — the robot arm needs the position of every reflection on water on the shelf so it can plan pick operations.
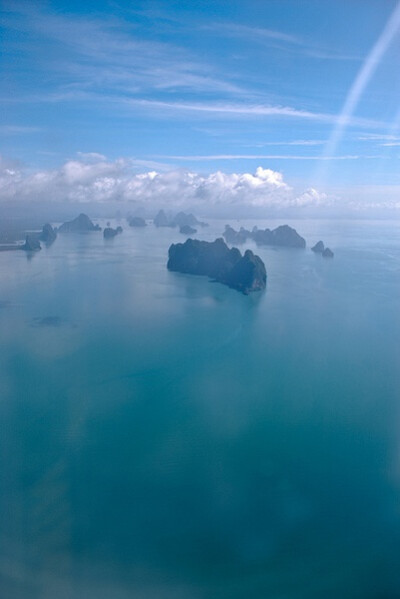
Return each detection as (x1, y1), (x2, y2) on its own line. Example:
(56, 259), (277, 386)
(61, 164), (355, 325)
(1, 218), (400, 598)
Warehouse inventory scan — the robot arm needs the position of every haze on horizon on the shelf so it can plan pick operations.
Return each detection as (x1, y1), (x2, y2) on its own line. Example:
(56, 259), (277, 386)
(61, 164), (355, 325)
(1, 0), (400, 218)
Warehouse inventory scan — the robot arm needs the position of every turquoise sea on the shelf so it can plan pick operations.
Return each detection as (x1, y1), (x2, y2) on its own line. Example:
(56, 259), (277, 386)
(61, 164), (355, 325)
(1, 218), (400, 598)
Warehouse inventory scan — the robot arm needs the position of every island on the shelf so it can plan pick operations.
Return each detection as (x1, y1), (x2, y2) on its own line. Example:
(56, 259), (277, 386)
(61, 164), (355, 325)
(103, 225), (123, 239)
(128, 216), (147, 227)
(179, 224), (197, 235)
(311, 240), (334, 257)
(322, 247), (334, 258)
(21, 235), (41, 251)
(311, 240), (325, 253)
(167, 237), (266, 294)
(58, 213), (101, 233)
(39, 223), (57, 244)
(223, 224), (306, 248)
(154, 210), (208, 228)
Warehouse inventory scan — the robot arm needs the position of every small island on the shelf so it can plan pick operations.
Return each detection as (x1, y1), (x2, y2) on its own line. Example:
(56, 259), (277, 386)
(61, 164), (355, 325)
(167, 237), (266, 294)
(179, 224), (197, 235)
(58, 213), (101, 233)
(312, 240), (334, 257)
(128, 216), (147, 227)
(223, 224), (306, 248)
(103, 225), (123, 239)
(154, 210), (208, 228)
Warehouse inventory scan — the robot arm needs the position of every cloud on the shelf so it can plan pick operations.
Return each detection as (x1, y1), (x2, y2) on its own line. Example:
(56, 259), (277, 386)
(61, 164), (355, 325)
(0, 125), (41, 134)
(126, 99), (384, 128)
(156, 154), (371, 161)
(0, 154), (329, 212)
(3, 4), (243, 97)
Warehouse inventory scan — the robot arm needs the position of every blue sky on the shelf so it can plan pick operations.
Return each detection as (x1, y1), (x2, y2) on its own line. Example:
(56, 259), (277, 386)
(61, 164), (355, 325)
(1, 0), (400, 213)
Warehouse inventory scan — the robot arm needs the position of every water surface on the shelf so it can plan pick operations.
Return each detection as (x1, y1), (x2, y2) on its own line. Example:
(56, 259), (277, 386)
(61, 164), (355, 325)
(1, 218), (400, 598)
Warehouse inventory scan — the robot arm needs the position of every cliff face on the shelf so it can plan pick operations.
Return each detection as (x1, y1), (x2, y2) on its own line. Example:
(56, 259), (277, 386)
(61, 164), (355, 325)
(167, 238), (266, 294)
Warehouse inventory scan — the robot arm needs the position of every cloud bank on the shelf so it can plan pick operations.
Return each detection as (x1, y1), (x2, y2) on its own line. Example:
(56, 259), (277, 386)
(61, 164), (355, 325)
(0, 155), (329, 216)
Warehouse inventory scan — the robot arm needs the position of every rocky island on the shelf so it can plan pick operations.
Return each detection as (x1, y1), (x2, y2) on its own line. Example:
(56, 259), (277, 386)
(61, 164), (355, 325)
(223, 224), (306, 248)
(58, 213), (101, 233)
(128, 216), (147, 227)
(167, 237), (266, 294)
(39, 223), (57, 244)
(103, 225), (123, 239)
(179, 224), (197, 235)
(312, 240), (334, 257)
(21, 235), (41, 251)
(154, 210), (208, 228)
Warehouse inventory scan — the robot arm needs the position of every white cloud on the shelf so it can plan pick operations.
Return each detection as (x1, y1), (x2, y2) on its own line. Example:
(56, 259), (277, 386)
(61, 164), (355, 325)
(0, 154), (329, 211)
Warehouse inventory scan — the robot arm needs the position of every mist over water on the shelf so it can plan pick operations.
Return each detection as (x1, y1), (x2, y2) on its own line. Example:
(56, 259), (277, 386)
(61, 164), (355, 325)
(1, 218), (400, 598)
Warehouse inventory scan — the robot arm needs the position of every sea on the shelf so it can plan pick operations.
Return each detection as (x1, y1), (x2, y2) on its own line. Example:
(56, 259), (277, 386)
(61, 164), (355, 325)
(0, 217), (400, 598)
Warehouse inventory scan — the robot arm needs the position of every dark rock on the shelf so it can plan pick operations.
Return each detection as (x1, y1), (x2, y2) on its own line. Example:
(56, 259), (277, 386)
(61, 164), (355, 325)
(179, 225), (197, 235)
(311, 240), (325, 253)
(252, 224), (306, 248)
(154, 210), (172, 227)
(58, 213), (101, 233)
(21, 234), (41, 251)
(103, 226), (123, 239)
(128, 216), (147, 227)
(167, 237), (266, 294)
(322, 247), (334, 258)
(224, 249), (267, 294)
(223, 223), (306, 248)
(223, 225), (251, 245)
(154, 210), (208, 228)
(173, 212), (208, 228)
(39, 223), (57, 244)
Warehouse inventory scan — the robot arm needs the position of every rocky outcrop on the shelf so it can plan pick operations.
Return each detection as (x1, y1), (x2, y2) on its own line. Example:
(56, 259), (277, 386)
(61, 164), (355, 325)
(154, 210), (208, 228)
(167, 237), (266, 294)
(154, 210), (171, 227)
(322, 247), (334, 258)
(21, 235), (41, 251)
(311, 240), (324, 253)
(128, 216), (147, 227)
(223, 224), (306, 248)
(179, 225), (197, 235)
(39, 223), (57, 244)
(252, 224), (306, 248)
(103, 226), (123, 239)
(58, 213), (101, 233)
(173, 212), (208, 228)
(223, 225), (251, 245)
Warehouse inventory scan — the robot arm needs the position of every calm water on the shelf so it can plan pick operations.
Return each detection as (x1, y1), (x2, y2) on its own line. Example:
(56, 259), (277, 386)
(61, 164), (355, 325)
(1, 218), (400, 598)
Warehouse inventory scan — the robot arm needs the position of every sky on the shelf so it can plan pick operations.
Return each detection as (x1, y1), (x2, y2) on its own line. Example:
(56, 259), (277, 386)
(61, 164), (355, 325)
(1, 0), (400, 215)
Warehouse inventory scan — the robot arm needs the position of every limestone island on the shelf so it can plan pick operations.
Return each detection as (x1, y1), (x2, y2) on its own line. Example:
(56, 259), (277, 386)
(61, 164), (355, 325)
(311, 240), (334, 257)
(322, 247), (334, 258)
(39, 223), (57, 245)
(167, 237), (266, 294)
(128, 216), (147, 227)
(21, 235), (42, 252)
(103, 225), (123, 239)
(154, 210), (208, 228)
(58, 213), (101, 233)
(223, 224), (306, 248)
(179, 224), (197, 235)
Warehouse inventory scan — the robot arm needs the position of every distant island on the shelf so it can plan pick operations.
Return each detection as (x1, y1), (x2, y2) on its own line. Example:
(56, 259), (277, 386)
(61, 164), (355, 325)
(103, 225), (123, 239)
(180, 224), (197, 235)
(223, 224), (306, 248)
(311, 240), (334, 258)
(128, 216), (147, 227)
(154, 210), (208, 228)
(167, 237), (266, 294)
(58, 213), (101, 233)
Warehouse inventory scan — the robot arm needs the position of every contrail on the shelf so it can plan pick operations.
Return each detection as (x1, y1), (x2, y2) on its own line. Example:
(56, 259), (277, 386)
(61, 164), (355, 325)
(317, 1), (400, 181)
